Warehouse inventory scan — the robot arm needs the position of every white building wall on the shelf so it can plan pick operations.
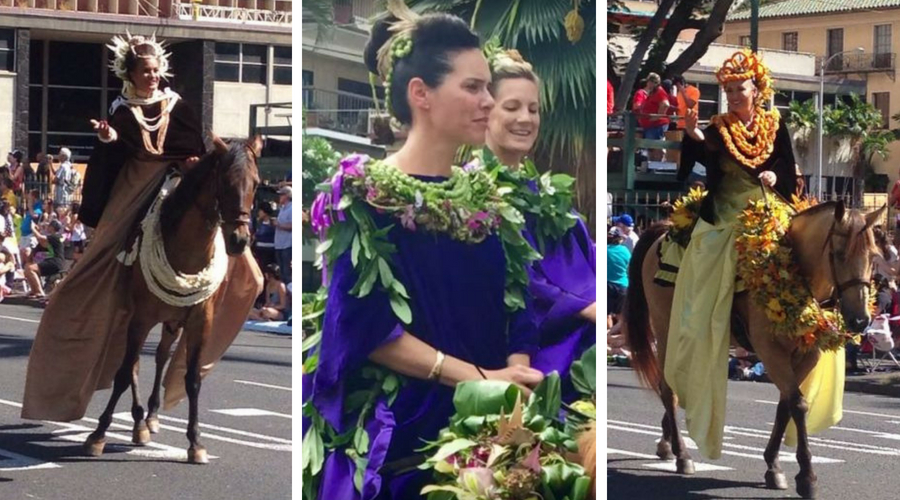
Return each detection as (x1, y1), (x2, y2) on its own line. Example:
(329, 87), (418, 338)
(0, 73), (14, 158)
(212, 82), (292, 138)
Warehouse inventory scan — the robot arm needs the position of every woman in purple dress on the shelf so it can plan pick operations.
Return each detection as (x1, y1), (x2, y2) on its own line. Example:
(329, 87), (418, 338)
(303, 6), (544, 499)
(484, 50), (597, 398)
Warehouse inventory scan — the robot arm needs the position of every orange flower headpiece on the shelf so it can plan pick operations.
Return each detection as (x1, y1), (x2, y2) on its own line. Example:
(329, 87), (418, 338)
(715, 49), (774, 106)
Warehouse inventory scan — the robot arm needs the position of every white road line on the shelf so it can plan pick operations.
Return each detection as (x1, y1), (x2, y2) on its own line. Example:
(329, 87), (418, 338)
(112, 412), (291, 445)
(0, 447), (61, 471)
(755, 399), (900, 420)
(234, 380), (292, 391)
(0, 314), (40, 324)
(210, 408), (292, 419)
(607, 448), (733, 472)
(50, 421), (215, 461)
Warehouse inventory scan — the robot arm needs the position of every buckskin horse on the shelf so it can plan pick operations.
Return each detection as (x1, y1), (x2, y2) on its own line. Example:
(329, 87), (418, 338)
(82, 135), (261, 464)
(624, 201), (883, 499)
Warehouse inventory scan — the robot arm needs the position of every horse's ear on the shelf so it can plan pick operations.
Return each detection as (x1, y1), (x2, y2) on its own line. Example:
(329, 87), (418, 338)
(248, 135), (263, 158)
(834, 200), (845, 222)
(210, 133), (228, 155)
(865, 204), (888, 232)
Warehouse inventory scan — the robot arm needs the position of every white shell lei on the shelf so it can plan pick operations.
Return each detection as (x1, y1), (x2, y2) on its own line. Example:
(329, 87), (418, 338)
(136, 174), (229, 307)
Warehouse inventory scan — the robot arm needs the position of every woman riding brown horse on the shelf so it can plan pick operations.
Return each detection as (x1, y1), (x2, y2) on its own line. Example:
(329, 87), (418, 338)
(21, 33), (262, 439)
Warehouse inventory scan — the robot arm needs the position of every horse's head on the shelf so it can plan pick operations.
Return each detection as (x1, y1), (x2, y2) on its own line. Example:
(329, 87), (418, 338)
(789, 201), (885, 333)
(210, 134), (261, 255)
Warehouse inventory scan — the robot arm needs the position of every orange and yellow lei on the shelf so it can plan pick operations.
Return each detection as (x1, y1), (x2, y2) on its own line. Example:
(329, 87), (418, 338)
(711, 109), (780, 169)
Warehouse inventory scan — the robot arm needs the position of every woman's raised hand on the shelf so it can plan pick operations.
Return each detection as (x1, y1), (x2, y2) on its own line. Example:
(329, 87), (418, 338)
(684, 109), (703, 141)
(90, 119), (112, 141)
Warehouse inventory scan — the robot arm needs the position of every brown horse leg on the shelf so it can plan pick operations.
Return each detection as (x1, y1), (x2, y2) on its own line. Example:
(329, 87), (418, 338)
(762, 398), (790, 490)
(184, 314), (211, 464)
(146, 323), (180, 434)
(84, 321), (146, 456)
(660, 381), (694, 474)
(130, 359), (151, 446)
(788, 390), (817, 499)
(656, 411), (674, 460)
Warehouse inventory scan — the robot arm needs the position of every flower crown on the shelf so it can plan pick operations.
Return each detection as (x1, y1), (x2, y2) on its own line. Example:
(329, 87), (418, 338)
(483, 37), (533, 74)
(716, 49), (774, 106)
(108, 32), (172, 95)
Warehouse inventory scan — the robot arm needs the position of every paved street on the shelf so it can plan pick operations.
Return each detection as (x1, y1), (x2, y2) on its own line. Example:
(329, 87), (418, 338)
(608, 366), (900, 498)
(0, 303), (291, 500)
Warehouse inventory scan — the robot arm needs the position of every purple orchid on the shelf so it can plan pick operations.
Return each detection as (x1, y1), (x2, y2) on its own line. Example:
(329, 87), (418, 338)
(309, 192), (331, 234)
(329, 155), (369, 223)
(400, 205), (417, 231)
(339, 154), (368, 177)
(462, 158), (483, 172)
(366, 185), (379, 201)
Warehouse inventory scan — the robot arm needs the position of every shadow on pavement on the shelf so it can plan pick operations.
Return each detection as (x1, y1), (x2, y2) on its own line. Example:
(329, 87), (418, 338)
(608, 466), (778, 499)
(0, 334), (33, 358)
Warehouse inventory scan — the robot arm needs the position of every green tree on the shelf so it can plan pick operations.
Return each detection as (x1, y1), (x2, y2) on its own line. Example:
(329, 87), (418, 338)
(822, 94), (890, 202)
(408, 0), (597, 231)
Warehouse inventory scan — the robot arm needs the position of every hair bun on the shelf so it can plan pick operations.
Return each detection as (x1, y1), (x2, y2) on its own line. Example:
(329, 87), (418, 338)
(364, 16), (398, 75)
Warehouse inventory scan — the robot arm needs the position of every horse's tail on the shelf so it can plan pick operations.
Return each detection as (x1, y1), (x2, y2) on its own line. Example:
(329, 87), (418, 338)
(623, 222), (671, 395)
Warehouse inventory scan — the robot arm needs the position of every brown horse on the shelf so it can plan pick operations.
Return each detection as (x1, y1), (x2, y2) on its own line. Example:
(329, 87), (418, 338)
(82, 135), (261, 464)
(625, 201), (883, 499)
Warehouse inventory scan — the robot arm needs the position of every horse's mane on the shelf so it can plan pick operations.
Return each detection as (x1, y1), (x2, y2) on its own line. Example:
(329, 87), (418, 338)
(159, 141), (252, 232)
(794, 200), (876, 259)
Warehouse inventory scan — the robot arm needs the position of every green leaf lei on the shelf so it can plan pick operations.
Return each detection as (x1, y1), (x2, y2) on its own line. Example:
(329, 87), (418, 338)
(302, 154), (540, 497)
(473, 149), (581, 255)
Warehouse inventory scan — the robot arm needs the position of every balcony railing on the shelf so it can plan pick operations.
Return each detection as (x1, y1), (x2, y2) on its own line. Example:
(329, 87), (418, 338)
(817, 52), (896, 75)
(303, 86), (384, 136)
(172, 1), (291, 25)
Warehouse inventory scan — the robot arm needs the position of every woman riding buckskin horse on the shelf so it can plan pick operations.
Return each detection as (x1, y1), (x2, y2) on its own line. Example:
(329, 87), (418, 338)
(662, 49), (822, 459)
(21, 32), (263, 422)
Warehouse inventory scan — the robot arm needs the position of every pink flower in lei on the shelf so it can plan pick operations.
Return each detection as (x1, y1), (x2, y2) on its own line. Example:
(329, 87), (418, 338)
(467, 211), (491, 232)
(400, 205), (417, 231)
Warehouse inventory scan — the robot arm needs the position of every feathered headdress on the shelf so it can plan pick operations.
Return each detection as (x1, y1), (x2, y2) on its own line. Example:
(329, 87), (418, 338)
(375, 0), (419, 81)
(716, 49), (774, 106)
(107, 31), (172, 95)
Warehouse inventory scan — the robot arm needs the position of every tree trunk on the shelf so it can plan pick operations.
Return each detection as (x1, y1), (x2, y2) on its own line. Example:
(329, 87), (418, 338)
(643, 0), (703, 77)
(665, 0), (737, 77)
(613, 0), (677, 112)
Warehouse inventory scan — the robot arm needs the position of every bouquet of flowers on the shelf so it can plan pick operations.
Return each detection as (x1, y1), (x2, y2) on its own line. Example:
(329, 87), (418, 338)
(419, 372), (592, 500)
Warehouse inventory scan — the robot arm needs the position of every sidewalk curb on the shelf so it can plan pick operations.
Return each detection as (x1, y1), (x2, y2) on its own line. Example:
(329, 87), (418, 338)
(844, 374), (900, 398)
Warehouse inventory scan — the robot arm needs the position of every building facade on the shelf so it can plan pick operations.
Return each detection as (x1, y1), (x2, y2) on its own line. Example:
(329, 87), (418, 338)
(301, 0), (387, 158)
(0, 1), (292, 164)
(725, 0), (900, 183)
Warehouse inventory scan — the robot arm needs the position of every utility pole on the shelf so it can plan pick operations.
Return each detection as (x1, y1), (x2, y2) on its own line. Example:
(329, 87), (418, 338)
(750, 0), (759, 51)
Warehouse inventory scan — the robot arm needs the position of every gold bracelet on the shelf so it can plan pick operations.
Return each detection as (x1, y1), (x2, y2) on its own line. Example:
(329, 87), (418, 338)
(427, 350), (446, 381)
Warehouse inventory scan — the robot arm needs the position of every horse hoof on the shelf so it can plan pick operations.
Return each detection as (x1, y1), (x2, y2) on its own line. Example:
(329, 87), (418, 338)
(765, 470), (788, 490)
(187, 447), (209, 465)
(146, 417), (160, 434)
(796, 478), (817, 499)
(656, 441), (675, 460)
(133, 426), (151, 446)
(83, 436), (106, 457)
(676, 457), (695, 475)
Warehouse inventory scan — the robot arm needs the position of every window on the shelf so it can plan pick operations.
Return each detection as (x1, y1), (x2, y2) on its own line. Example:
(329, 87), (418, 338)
(0, 29), (13, 72)
(875, 25), (892, 68)
(273, 46), (291, 85)
(302, 70), (314, 108)
(739, 35), (751, 47)
(782, 32), (798, 52)
(214, 42), (268, 84)
(697, 83), (720, 122)
(873, 92), (890, 128)
(827, 29), (844, 71)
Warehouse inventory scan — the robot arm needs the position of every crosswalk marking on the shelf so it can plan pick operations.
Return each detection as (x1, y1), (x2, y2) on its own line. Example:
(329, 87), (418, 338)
(0, 447), (60, 471)
(210, 408), (291, 419)
(234, 380), (291, 391)
(610, 421), (846, 464)
(110, 412), (292, 451)
(607, 448), (733, 472)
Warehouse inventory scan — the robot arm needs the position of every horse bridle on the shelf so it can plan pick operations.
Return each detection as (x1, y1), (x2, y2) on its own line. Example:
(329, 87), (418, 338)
(821, 218), (870, 307)
(195, 143), (256, 228)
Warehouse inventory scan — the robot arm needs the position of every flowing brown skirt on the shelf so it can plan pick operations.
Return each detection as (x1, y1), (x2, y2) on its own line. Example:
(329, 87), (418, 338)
(21, 157), (262, 421)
